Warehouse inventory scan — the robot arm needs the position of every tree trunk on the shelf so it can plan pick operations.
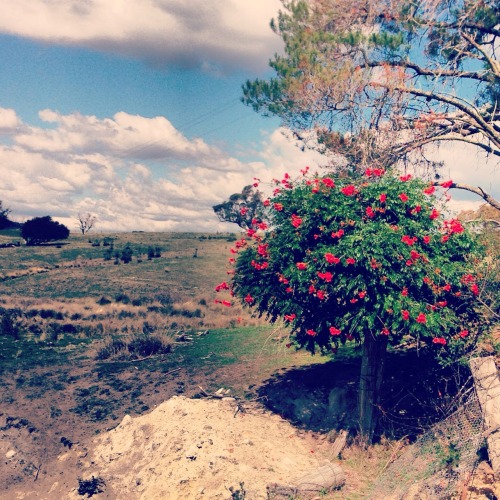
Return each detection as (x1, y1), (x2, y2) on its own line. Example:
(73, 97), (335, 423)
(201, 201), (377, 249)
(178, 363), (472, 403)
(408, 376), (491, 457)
(358, 333), (388, 443)
(469, 356), (500, 475)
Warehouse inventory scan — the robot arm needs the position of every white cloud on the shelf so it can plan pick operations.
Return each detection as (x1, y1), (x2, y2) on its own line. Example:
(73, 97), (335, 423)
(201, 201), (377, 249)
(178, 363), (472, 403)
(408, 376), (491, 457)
(0, 108), (22, 134)
(0, 108), (329, 231)
(2, 107), (498, 233)
(0, 0), (283, 73)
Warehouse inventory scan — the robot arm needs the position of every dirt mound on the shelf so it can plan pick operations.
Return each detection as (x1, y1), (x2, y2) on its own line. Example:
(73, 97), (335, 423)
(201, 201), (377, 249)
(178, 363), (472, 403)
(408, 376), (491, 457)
(47, 396), (339, 499)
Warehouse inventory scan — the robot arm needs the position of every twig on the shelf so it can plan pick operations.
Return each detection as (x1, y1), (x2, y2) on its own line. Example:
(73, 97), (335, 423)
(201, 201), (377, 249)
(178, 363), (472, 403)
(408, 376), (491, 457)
(163, 367), (182, 376)
(34, 463), (42, 481)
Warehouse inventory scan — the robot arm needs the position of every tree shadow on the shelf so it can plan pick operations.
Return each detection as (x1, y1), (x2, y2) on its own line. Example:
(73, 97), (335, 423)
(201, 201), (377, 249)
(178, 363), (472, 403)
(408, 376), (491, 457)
(256, 348), (471, 440)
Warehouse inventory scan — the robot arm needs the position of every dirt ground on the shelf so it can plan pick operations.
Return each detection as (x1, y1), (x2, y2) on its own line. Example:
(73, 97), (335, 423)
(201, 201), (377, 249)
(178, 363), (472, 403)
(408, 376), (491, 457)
(2, 342), (499, 499)
(0, 353), (341, 500)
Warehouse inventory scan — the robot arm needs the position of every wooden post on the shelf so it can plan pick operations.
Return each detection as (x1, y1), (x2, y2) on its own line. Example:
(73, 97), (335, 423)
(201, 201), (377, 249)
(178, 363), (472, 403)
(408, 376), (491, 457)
(470, 356), (500, 475)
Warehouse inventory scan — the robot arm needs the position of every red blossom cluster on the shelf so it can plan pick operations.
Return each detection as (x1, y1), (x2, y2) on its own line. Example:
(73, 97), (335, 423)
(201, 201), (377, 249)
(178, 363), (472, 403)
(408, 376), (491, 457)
(291, 214), (303, 228)
(325, 253), (341, 264)
(340, 185), (358, 196)
(432, 337), (447, 345)
(365, 168), (385, 177)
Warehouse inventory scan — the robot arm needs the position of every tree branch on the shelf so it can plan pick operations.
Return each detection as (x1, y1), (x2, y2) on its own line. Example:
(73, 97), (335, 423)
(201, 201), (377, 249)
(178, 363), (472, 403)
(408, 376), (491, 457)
(432, 182), (500, 211)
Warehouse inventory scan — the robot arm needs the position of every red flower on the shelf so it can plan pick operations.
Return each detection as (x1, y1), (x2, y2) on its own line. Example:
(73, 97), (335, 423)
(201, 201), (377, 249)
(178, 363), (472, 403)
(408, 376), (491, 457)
(240, 206), (248, 215)
(257, 244), (269, 257)
(308, 285), (316, 294)
(291, 214), (303, 228)
(221, 300), (232, 307)
(284, 313), (296, 322)
(440, 180), (453, 188)
(316, 290), (326, 300)
(306, 329), (317, 336)
(410, 250), (420, 260)
(331, 229), (345, 239)
(215, 281), (230, 292)
(401, 287), (408, 296)
(402, 310), (410, 321)
(244, 294), (254, 304)
(429, 209), (440, 220)
(444, 219), (464, 234)
(424, 185), (436, 195)
(442, 284), (451, 292)
(381, 327), (390, 336)
(273, 202), (283, 211)
(400, 174), (412, 182)
(341, 185), (358, 196)
(263, 199), (270, 207)
(441, 235), (449, 243)
(401, 235), (417, 246)
(423, 235), (431, 244)
(285, 287), (293, 293)
(321, 177), (335, 188)
(416, 313), (427, 324)
(296, 262), (307, 270)
(432, 337), (447, 345)
(461, 273), (475, 284)
(317, 271), (333, 282)
(459, 330), (469, 338)
(358, 291), (366, 298)
(399, 193), (409, 202)
(329, 326), (341, 336)
(366, 206), (375, 218)
(471, 283), (480, 296)
(379, 193), (387, 203)
(325, 253), (341, 264)
(346, 257), (356, 265)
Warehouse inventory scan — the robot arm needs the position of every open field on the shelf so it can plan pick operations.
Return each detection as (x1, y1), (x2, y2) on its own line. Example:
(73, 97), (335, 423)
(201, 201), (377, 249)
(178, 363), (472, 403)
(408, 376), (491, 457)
(0, 231), (498, 498)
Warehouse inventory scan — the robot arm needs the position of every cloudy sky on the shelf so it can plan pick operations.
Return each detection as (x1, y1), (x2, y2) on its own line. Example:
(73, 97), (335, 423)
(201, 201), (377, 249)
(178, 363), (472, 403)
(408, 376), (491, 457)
(0, 1), (497, 232)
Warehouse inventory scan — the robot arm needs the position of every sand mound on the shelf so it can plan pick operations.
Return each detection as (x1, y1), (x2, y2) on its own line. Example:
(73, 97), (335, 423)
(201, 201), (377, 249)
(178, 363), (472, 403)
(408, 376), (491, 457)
(68, 396), (339, 499)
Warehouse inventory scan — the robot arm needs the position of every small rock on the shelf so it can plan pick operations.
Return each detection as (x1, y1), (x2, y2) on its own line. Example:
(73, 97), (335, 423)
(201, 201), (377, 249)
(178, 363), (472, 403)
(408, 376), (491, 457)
(5, 450), (16, 459)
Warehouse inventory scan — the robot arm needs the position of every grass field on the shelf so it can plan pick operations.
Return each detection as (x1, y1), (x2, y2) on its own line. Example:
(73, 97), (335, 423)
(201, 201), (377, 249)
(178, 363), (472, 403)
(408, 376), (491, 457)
(0, 229), (496, 498)
(0, 230), (342, 496)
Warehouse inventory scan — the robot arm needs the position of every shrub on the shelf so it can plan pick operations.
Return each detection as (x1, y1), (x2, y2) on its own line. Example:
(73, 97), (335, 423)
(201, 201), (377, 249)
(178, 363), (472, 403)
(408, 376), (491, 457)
(127, 335), (171, 358)
(95, 338), (127, 360)
(115, 293), (130, 304)
(121, 244), (133, 264)
(96, 296), (111, 306)
(0, 309), (22, 339)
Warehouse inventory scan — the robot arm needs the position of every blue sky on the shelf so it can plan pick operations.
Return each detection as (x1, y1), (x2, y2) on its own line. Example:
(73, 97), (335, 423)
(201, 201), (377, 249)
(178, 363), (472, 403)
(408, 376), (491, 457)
(0, 1), (496, 232)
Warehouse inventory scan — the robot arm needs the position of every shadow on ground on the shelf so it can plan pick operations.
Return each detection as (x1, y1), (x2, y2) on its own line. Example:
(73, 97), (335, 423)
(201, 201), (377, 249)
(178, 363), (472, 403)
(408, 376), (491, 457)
(257, 348), (471, 440)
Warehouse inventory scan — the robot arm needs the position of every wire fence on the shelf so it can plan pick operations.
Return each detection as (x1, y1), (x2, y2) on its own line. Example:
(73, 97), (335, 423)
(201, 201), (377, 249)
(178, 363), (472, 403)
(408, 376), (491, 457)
(368, 390), (485, 499)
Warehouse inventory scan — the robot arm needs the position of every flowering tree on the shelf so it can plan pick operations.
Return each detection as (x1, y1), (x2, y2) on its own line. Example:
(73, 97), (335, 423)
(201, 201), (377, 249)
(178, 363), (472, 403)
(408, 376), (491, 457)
(216, 169), (485, 441)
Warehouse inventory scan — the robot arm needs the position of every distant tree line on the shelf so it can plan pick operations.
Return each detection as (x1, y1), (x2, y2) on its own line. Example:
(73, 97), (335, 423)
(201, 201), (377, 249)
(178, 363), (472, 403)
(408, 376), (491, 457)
(0, 201), (20, 230)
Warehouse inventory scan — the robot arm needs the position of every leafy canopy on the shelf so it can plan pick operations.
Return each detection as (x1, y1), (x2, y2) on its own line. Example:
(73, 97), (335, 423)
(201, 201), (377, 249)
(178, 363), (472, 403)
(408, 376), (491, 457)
(219, 169), (485, 358)
(243, 0), (500, 208)
(22, 216), (70, 246)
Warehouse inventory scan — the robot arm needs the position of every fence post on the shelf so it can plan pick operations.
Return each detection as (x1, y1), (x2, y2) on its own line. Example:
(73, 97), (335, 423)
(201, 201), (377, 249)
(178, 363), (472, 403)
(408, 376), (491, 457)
(470, 356), (500, 475)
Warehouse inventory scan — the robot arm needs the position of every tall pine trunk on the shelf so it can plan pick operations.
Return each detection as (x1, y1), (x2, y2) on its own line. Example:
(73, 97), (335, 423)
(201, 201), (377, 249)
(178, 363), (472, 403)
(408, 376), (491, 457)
(358, 333), (388, 443)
